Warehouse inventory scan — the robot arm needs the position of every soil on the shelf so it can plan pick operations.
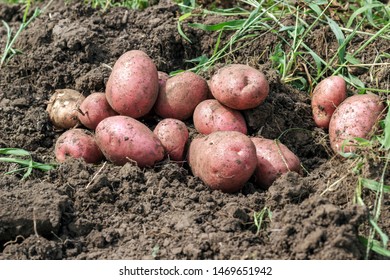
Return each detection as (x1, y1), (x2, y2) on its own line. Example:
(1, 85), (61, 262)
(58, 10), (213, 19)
(0, 0), (389, 260)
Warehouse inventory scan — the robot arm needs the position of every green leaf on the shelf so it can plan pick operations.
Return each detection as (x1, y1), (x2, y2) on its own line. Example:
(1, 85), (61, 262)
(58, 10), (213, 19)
(359, 236), (390, 257)
(327, 17), (346, 64)
(188, 19), (245, 31)
(346, 4), (383, 29)
(379, 101), (390, 149)
(361, 178), (390, 193)
(369, 218), (389, 248)
(345, 53), (363, 66)
(0, 148), (31, 157)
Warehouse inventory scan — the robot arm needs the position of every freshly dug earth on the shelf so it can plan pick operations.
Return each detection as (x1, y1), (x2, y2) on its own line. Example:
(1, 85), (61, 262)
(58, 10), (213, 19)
(0, 0), (389, 260)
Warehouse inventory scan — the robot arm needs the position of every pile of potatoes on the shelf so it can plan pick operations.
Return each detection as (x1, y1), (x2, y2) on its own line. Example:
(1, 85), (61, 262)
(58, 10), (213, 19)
(311, 76), (385, 154)
(48, 50), (385, 193)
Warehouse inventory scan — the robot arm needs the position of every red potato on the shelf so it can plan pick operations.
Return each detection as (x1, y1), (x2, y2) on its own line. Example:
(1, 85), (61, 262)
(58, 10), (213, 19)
(153, 118), (189, 161)
(329, 93), (385, 154)
(154, 71), (209, 120)
(251, 137), (301, 188)
(46, 89), (85, 129)
(95, 115), (164, 167)
(105, 50), (159, 118)
(188, 131), (257, 193)
(78, 92), (118, 130)
(55, 129), (103, 163)
(311, 76), (347, 129)
(209, 64), (269, 110)
(193, 99), (247, 135)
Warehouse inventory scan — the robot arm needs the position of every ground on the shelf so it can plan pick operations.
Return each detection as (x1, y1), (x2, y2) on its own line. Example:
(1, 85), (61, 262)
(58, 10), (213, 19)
(0, 0), (389, 260)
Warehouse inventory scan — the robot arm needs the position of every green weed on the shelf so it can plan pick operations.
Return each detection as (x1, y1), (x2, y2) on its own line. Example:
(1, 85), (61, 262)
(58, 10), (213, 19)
(83, 0), (150, 10)
(253, 206), (272, 235)
(0, 148), (56, 179)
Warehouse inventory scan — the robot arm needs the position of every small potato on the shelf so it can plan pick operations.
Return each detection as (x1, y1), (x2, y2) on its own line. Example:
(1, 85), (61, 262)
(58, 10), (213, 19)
(46, 89), (85, 129)
(55, 129), (103, 164)
(329, 93), (385, 154)
(153, 118), (189, 161)
(154, 71), (209, 120)
(78, 92), (118, 130)
(95, 115), (164, 167)
(251, 137), (301, 188)
(311, 76), (347, 129)
(105, 50), (159, 118)
(193, 99), (247, 135)
(188, 131), (257, 193)
(209, 64), (269, 110)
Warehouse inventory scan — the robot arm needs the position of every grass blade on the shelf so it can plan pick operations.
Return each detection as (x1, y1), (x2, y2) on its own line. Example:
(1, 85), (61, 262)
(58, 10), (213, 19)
(0, 148), (31, 157)
(359, 236), (390, 257)
(346, 3), (384, 29)
(327, 17), (346, 64)
(379, 101), (390, 149)
(361, 178), (390, 193)
(188, 19), (246, 31)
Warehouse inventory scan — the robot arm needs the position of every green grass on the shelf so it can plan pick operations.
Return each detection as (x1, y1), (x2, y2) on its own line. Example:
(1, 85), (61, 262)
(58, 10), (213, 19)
(83, 0), (151, 10)
(253, 206), (272, 235)
(174, 0), (389, 91)
(0, 148), (56, 179)
(0, 0), (44, 68)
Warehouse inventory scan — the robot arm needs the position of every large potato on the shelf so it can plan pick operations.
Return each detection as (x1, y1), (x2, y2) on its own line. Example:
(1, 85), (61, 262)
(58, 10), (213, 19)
(55, 128), (103, 164)
(105, 50), (159, 118)
(188, 131), (257, 193)
(193, 99), (247, 135)
(153, 118), (189, 161)
(46, 89), (85, 129)
(251, 137), (301, 188)
(311, 76), (347, 129)
(209, 64), (269, 110)
(329, 93), (385, 154)
(78, 92), (118, 130)
(95, 115), (164, 167)
(154, 71), (209, 120)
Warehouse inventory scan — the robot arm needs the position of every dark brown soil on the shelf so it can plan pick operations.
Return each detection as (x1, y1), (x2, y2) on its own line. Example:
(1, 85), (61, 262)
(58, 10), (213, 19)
(0, 0), (389, 260)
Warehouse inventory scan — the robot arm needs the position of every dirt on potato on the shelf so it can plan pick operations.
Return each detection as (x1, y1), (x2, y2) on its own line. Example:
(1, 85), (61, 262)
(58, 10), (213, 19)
(0, 0), (389, 260)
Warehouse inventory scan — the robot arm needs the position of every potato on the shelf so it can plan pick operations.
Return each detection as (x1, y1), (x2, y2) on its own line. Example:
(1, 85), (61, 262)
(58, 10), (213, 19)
(311, 76), (347, 129)
(251, 137), (301, 188)
(154, 71), (209, 120)
(78, 92), (118, 130)
(209, 64), (269, 110)
(55, 129), (103, 164)
(46, 89), (85, 129)
(193, 99), (247, 135)
(329, 93), (385, 154)
(105, 50), (159, 118)
(188, 131), (257, 193)
(153, 118), (189, 161)
(95, 115), (164, 167)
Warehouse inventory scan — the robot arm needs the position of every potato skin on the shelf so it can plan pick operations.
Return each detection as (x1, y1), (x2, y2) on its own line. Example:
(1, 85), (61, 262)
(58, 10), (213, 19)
(188, 131), (257, 193)
(55, 129), (103, 163)
(47, 89), (85, 129)
(78, 92), (118, 130)
(311, 76), (347, 129)
(105, 50), (159, 118)
(95, 115), (164, 167)
(251, 137), (301, 188)
(154, 71), (209, 120)
(193, 99), (247, 135)
(209, 64), (269, 110)
(153, 118), (189, 161)
(329, 93), (385, 154)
